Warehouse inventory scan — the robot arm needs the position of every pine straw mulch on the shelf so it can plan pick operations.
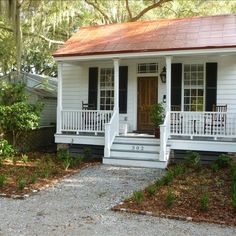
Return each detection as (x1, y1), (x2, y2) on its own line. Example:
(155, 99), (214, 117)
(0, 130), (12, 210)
(113, 165), (236, 227)
(0, 152), (101, 198)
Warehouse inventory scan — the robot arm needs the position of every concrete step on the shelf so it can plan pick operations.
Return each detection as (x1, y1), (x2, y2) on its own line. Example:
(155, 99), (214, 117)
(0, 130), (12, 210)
(110, 150), (159, 159)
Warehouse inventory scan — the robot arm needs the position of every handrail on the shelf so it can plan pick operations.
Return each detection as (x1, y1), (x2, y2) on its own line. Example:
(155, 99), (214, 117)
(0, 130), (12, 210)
(104, 109), (119, 157)
(159, 111), (170, 162)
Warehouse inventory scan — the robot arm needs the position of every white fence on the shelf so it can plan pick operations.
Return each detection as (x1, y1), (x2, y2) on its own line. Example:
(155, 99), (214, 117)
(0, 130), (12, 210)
(60, 110), (113, 133)
(170, 111), (236, 138)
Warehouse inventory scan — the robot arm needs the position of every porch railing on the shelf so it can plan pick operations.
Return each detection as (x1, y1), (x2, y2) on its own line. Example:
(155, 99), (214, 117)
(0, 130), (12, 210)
(60, 110), (113, 133)
(170, 111), (236, 139)
(160, 112), (170, 161)
(104, 109), (119, 157)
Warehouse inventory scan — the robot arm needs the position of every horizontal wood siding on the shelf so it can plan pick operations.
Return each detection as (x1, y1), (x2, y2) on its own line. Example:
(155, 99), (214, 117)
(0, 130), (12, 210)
(62, 63), (87, 110)
(40, 98), (57, 126)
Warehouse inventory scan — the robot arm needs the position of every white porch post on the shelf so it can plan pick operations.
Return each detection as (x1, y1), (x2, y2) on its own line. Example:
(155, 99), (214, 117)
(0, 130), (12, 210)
(113, 58), (120, 112)
(165, 56), (172, 112)
(57, 62), (63, 134)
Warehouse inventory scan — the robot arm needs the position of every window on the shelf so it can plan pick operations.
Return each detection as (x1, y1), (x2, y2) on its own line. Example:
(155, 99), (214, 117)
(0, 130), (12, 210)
(183, 64), (204, 111)
(137, 63), (158, 73)
(100, 68), (114, 110)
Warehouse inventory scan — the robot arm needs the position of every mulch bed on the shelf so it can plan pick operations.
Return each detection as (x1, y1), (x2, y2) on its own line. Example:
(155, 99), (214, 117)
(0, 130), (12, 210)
(113, 165), (236, 226)
(0, 152), (101, 199)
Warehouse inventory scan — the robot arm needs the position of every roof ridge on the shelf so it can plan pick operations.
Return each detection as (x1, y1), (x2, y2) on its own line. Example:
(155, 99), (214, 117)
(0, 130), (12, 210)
(79, 13), (236, 30)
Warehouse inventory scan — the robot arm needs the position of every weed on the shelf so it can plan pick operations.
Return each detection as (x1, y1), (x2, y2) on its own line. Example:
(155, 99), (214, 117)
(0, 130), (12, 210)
(199, 192), (209, 212)
(133, 191), (144, 204)
(165, 189), (175, 208)
(30, 174), (38, 184)
(232, 191), (236, 213)
(12, 155), (18, 165)
(215, 154), (232, 169)
(147, 185), (157, 196)
(74, 155), (84, 166)
(155, 179), (163, 188)
(21, 154), (28, 164)
(17, 178), (27, 190)
(214, 177), (224, 188)
(0, 174), (6, 187)
(230, 165), (236, 181)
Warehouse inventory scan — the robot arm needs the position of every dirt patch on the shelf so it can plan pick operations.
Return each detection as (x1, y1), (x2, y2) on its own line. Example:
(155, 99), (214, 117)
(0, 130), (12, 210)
(113, 166), (236, 226)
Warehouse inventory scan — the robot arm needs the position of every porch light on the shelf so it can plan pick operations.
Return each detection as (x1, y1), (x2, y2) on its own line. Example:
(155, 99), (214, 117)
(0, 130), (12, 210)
(160, 66), (166, 83)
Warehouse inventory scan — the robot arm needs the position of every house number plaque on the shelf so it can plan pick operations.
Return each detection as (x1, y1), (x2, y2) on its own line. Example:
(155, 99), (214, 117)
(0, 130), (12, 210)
(132, 146), (144, 151)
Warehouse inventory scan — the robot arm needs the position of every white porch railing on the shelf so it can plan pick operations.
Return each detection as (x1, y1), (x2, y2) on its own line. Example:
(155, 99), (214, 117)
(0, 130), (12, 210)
(104, 109), (119, 157)
(60, 110), (113, 133)
(160, 112), (170, 161)
(170, 111), (236, 139)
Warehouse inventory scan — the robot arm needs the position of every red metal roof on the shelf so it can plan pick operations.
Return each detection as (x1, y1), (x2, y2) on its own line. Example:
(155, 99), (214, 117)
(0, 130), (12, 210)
(53, 14), (236, 57)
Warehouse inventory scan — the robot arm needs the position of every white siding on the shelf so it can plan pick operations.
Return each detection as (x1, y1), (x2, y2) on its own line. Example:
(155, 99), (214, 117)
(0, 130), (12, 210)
(40, 98), (57, 126)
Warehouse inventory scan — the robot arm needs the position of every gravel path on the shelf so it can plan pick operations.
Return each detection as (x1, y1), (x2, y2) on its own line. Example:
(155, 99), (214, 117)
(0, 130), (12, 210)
(0, 165), (235, 236)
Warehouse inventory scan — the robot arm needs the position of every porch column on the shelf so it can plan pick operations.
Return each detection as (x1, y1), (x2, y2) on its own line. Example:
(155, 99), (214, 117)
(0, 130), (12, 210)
(57, 62), (63, 134)
(165, 56), (172, 112)
(113, 58), (120, 112)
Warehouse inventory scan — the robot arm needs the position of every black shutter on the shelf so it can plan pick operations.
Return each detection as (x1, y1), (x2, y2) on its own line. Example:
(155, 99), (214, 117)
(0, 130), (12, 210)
(119, 66), (128, 114)
(171, 63), (182, 108)
(88, 67), (98, 109)
(205, 63), (217, 111)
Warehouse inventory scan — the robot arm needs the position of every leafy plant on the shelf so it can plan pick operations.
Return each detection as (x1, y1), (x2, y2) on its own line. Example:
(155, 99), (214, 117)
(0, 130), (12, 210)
(17, 178), (27, 190)
(211, 162), (219, 173)
(165, 189), (175, 208)
(0, 174), (6, 187)
(147, 185), (157, 196)
(150, 103), (165, 128)
(230, 165), (236, 181)
(74, 155), (84, 166)
(21, 154), (28, 164)
(162, 170), (174, 186)
(30, 174), (38, 184)
(215, 154), (232, 169)
(172, 164), (186, 176)
(214, 177), (224, 188)
(0, 139), (16, 158)
(199, 192), (209, 212)
(184, 151), (201, 169)
(133, 191), (144, 204)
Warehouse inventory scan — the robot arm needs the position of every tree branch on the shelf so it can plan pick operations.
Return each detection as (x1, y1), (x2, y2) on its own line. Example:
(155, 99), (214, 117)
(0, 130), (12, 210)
(0, 24), (64, 44)
(125, 0), (132, 19)
(84, 0), (111, 24)
(129, 0), (173, 22)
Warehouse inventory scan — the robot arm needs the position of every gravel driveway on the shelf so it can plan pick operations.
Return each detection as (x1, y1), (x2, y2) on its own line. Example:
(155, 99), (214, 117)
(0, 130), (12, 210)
(0, 165), (235, 236)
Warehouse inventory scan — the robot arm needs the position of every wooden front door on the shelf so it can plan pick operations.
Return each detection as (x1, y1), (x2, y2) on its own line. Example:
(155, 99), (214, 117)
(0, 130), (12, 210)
(138, 77), (158, 132)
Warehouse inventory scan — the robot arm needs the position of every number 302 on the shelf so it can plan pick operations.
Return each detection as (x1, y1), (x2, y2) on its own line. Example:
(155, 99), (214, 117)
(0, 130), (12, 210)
(132, 146), (144, 151)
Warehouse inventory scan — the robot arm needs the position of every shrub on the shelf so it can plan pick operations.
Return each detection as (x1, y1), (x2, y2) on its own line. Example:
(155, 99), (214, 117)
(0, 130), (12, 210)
(165, 189), (175, 208)
(57, 149), (73, 170)
(162, 170), (174, 186)
(74, 155), (84, 166)
(199, 192), (209, 212)
(155, 179), (164, 188)
(30, 174), (38, 184)
(147, 185), (157, 196)
(21, 154), (28, 164)
(215, 154), (232, 169)
(172, 164), (186, 176)
(211, 163), (219, 173)
(0, 174), (6, 187)
(0, 139), (15, 158)
(133, 191), (144, 204)
(184, 151), (201, 169)
(17, 178), (27, 190)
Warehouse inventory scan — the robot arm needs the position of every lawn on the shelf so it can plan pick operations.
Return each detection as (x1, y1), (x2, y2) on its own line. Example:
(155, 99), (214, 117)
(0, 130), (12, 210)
(0, 144), (100, 197)
(113, 153), (236, 226)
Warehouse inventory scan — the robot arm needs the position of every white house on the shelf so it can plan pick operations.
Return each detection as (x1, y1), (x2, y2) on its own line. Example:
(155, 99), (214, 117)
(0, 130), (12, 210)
(53, 14), (236, 168)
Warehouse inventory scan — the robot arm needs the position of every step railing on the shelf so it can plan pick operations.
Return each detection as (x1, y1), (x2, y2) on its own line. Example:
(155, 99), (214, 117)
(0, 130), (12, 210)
(170, 111), (236, 139)
(160, 111), (170, 162)
(104, 109), (119, 157)
(60, 110), (113, 134)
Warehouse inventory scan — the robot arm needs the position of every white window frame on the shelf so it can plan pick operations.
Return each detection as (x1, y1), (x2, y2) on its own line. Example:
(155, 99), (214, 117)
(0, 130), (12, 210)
(181, 63), (206, 112)
(137, 63), (158, 74)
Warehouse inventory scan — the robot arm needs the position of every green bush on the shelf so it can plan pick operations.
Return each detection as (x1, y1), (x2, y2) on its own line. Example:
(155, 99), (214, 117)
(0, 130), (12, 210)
(133, 191), (144, 204)
(211, 162), (219, 173)
(172, 164), (186, 176)
(184, 151), (201, 169)
(0, 174), (6, 187)
(30, 174), (38, 184)
(199, 192), (209, 212)
(215, 154), (232, 169)
(162, 170), (174, 186)
(17, 178), (27, 190)
(21, 154), (28, 164)
(147, 185), (157, 196)
(165, 189), (175, 208)
(150, 103), (165, 127)
(0, 139), (16, 158)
